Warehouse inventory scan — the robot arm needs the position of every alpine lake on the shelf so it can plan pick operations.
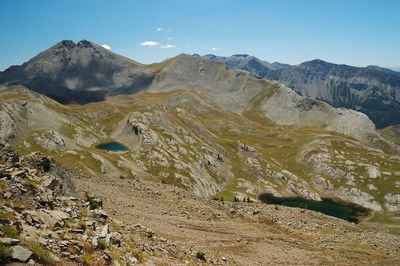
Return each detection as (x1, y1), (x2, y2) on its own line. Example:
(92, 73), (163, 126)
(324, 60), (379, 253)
(258, 193), (371, 223)
(95, 141), (129, 152)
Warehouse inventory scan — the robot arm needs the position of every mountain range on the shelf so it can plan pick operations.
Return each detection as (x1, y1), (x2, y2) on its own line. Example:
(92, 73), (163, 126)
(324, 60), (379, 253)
(200, 54), (400, 128)
(0, 40), (386, 144)
(1, 40), (400, 264)
(2, 42), (399, 129)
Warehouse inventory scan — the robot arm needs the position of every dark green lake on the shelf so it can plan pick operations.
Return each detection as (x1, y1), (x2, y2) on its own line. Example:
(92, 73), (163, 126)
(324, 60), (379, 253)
(258, 193), (371, 223)
(95, 141), (129, 152)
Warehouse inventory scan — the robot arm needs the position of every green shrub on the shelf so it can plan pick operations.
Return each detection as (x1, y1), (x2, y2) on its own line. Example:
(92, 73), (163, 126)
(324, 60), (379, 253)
(1, 225), (19, 239)
(0, 244), (12, 264)
(23, 240), (58, 265)
(85, 192), (102, 210)
(0, 211), (15, 223)
(97, 239), (108, 250)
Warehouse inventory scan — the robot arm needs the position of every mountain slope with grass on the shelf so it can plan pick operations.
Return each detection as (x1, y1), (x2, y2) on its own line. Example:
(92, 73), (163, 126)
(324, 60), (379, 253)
(1, 84), (400, 224)
(1, 40), (400, 264)
(203, 54), (400, 128)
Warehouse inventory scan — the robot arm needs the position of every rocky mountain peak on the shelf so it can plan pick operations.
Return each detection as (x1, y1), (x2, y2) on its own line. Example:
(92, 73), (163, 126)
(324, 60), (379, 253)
(57, 40), (76, 49)
(299, 59), (333, 68)
(54, 40), (97, 50)
(232, 54), (250, 58)
(77, 39), (95, 48)
(0, 40), (150, 104)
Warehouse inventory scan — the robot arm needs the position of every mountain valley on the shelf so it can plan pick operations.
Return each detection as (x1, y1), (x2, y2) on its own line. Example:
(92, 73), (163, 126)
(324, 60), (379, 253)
(1, 40), (400, 265)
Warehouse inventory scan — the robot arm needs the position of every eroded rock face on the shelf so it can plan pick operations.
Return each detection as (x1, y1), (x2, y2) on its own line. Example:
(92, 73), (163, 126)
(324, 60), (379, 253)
(338, 188), (382, 211)
(127, 112), (159, 145)
(33, 130), (66, 151)
(0, 110), (16, 143)
(260, 86), (379, 143)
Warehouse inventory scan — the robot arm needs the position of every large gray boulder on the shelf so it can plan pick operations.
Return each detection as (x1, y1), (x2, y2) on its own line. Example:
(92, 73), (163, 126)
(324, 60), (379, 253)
(11, 245), (33, 262)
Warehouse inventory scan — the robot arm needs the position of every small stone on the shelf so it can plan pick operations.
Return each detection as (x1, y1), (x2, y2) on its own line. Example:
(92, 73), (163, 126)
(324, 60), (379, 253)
(126, 255), (138, 264)
(196, 251), (206, 261)
(67, 244), (81, 255)
(111, 232), (122, 246)
(0, 237), (19, 245)
(96, 224), (109, 238)
(41, 176), (60, 190)
(68, 228), (85, 234)
(146, 228), (154, 238)
(11, 170), (26, 178)
(92, 237), (98, 247)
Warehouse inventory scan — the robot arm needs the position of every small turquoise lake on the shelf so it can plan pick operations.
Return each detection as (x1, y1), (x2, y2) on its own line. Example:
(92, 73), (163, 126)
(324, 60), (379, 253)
(95, 141), (129, 152)
(258, 193), (371, 223)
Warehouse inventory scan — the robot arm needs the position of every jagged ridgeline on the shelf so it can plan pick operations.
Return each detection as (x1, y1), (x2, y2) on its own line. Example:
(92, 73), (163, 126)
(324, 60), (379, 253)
(201, 54), (400, 128)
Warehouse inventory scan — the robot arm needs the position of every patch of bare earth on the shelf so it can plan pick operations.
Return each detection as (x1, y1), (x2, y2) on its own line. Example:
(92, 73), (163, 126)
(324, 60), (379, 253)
(74, 175), (400, 265)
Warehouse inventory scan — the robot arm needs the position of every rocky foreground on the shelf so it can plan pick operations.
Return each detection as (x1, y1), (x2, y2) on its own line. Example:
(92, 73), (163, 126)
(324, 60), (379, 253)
(0, 144), (196, 265)
(1, 143), (400, 265)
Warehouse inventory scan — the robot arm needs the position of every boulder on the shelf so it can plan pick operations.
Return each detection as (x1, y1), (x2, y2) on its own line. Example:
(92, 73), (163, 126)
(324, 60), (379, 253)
(96, 224), (109, 238)
(11, 245), (33, 262)
(110, 232), (122, 246)
(366, 165), (380, 179)
(36, 209), (70, 227)
(41, 176), (60, 190)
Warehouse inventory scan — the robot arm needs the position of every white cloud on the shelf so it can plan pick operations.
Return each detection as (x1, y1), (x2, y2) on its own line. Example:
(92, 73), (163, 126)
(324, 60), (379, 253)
(101, 44), (111, 50)
(166, 36), (173, 40)
(157, 27), (162, 32)
(211, 47), (221, 51)
(140, 41), (160, 46)
(160, 44), (176, 49)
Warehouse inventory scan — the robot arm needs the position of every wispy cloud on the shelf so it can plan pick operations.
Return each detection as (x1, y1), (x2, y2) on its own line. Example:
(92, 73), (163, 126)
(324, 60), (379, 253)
(101, 44), (111, 50)
(160, 44), (176, 49)
(211, 47), (221, 51)
(140, 41), (160, 46)
(157, 27), (162, 32)
(166, 36), (173, 40)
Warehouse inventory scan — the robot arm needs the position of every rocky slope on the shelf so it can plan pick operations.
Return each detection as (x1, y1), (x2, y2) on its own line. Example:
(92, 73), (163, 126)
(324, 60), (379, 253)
(0, 144), (203, 265)
(1, 85), (400, 225)
(1, 144), (400, 265)
(203, 55), (400, 128)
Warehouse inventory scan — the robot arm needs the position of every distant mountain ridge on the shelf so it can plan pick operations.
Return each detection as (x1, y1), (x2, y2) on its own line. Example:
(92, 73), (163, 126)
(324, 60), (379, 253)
(0, 40), (388, 146)
(201, 54), (400, 128)
(0, 40), (153, 103)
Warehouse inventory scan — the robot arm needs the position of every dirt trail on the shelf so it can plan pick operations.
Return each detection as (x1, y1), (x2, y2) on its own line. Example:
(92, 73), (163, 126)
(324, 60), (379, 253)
(74, 176), (400, 265)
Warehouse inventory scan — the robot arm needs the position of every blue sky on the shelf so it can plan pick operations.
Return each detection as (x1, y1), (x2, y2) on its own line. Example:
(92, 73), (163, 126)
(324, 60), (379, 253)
(0, 0), (399, 70)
